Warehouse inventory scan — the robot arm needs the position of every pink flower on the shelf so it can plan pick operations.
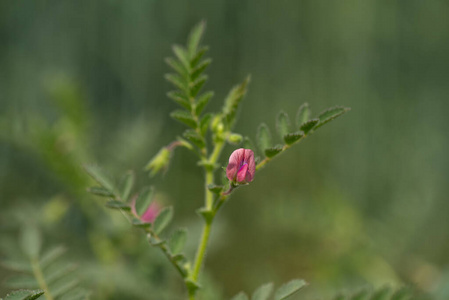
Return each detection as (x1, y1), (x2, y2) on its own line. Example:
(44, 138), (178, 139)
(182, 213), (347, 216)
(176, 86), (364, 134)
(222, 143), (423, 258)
(226, 148), (255, 184)
(131, 199), (160, 223)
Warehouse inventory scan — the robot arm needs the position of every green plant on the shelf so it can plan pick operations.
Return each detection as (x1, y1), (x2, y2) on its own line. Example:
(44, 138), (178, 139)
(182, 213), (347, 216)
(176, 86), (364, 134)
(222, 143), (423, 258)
(83, 21), (350, 300)
(1, 226), (89, 300)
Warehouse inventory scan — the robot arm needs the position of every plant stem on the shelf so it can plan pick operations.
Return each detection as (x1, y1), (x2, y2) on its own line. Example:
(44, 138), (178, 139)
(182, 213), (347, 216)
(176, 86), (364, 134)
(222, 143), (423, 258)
(191, 221), (212, 281)
(31, 257), (54, 300)
(188, 139), (226, 299)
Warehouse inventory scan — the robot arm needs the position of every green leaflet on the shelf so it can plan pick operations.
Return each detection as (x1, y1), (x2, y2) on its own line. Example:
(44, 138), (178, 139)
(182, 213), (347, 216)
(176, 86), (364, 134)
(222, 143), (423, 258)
(276, 111), (290, 139)
(274, 279), (307, 300)
(296, 102), (310, 128)
(135, 186), (154, 217)
(257, 123), (272, 154)
(153, 206), (174, 234)
(169, 228), (188, 255)
(251, 282), (274, 300)
(3, 290), (44, 300)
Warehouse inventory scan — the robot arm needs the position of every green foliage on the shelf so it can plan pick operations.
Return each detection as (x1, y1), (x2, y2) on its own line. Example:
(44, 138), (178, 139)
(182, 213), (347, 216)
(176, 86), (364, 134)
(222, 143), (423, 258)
(135, 186), (154, 217)
(231, 279), (305, 300)
(331, 287), (430, 300)
(251, 282), (274, 300)
(315, 106), (350, 130)
(153, 206), (174, 235)
(273, 279), (306, 300)
(170, 110), (198, 128)
(276, 112), (290, 139)
(195, 91), (214, 115)
(295, 103), (310, 128)
(299, 119), (319, 134)
(231, 292), (249, 300)
(145, 147), (172, 177)
(183, 129), (206, 148)
(165, 21), (213, 138)
(105, 200), (131, 211)
(257, 123), (272, 154)
(86, 187), (114, 197)
(20, 227), (41, 260)
(252, 104), (349, 169)
(118, 171), (135, 202)
(207, 184), (224, 194)
(1, 226), (89, 300)
(83, 165), (116, 194)
(80, 21), (352, 300)
(169, 228), (188, 255)
(264, 146), (284, 158)
(222, 76), (250, 129)
(283, 132), (304, 145)
(1, 290), (44, 300)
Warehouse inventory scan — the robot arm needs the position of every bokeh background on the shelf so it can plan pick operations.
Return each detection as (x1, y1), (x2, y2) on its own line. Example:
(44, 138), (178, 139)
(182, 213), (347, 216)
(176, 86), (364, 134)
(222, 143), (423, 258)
(1, 1), (449, 299)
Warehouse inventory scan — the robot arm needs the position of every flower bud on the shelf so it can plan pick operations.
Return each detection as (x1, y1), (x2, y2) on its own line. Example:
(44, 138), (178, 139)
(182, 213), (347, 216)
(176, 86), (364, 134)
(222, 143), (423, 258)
(226, 148), (255, 184)
(145, 147), (171, 177)
(131, 199), (160, 223)
(211, 115), (224, 135)
(227, 133), (243, 145)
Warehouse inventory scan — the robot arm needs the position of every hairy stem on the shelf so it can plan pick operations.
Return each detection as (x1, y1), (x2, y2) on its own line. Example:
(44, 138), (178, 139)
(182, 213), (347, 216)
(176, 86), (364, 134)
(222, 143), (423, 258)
(191, 221), (212, 281)
(31, 258), (54, 300)
(188, 138), (226, 299)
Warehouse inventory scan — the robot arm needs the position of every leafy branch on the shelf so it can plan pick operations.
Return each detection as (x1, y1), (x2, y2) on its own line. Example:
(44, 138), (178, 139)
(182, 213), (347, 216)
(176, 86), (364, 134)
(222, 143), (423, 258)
(84, 21), (351, 300)
(254, 104), (350, 170)
(1, 226), (89, 300)
(0, 290), (45, 300)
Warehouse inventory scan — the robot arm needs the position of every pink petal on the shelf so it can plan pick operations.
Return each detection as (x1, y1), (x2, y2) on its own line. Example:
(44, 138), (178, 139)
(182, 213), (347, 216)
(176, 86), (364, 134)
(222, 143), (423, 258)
(226, 148), (245, 181)
(236, 163), (249, 182)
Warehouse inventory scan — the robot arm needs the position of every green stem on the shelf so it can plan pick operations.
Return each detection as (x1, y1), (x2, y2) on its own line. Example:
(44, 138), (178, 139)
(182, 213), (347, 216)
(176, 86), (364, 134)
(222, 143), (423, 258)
(191, 221), (212, 281)
(31, 257), (54, 300)
(188, 138), (226, 299)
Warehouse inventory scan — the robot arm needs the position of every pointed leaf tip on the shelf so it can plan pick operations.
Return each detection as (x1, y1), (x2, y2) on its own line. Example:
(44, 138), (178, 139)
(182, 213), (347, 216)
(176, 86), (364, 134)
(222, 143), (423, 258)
(231, 292), (249, 300)
(284, 132), (304, 145)
(276, 111), (290, 139)
(299, 119), (319, 134)
(84, 165), (115, 193)
(105, 200), (131, 211)
(257, 123), (272, 154)
(188, 21), (207, 60)
(170, 110), (198, 128)
(119, 171), (135, 201)
(251, 282), (274, 300)
(153, 206), (174, 234)
(264, 145), (283, 158)
(314, 106), (350, 130)
(296, 103), (310, 128)
(136, 186), (154, 217)
(169, 228), (188, 255)
(274, 279), (307, 300)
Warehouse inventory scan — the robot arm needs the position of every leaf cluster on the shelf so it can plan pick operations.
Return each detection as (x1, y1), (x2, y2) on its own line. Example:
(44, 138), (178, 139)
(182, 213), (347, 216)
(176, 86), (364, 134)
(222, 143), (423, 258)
(85, 166), (190, 278)
(249, 104), (350, 165)
(230, 279), (307, 300)
(166, 21), (214, 151)
(1, 226), (89, 300)
(0, 290), (44, 300)
(331, 286), (432, 300)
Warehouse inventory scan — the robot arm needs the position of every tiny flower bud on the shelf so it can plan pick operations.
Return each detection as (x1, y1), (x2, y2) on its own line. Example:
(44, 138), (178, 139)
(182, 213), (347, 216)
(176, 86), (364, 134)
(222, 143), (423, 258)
(131, 199), (160, 223)
(145, 147), (171, 177)
(211, 115), (224, 134)
(228, 133), (243, 145)
(226, 148), (255, 184)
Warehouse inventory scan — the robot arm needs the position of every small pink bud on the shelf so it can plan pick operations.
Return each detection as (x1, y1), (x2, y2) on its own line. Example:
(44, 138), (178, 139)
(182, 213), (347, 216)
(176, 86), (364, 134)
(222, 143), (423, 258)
(131, 199), (160, 223)
(226, 148), (255, 184)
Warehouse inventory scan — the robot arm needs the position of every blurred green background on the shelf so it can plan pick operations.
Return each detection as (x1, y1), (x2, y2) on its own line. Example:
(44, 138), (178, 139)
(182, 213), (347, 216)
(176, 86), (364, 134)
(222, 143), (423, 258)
(1, 0), (449, 299)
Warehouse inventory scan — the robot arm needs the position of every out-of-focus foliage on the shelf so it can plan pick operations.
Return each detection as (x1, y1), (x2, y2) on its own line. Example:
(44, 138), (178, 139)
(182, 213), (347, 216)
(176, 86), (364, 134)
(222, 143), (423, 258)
(1, 1), (449, 300)
(2, 225), (89, 300)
